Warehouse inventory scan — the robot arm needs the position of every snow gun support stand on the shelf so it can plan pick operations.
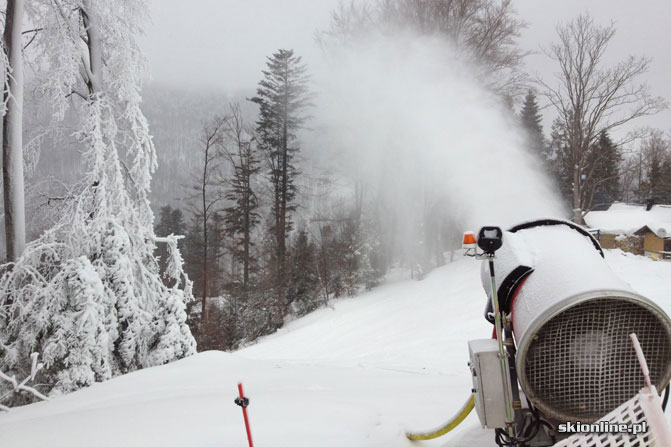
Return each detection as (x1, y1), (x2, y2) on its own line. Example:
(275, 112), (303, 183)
(406, 227), (524, 445)
(466, 227), (523, 445)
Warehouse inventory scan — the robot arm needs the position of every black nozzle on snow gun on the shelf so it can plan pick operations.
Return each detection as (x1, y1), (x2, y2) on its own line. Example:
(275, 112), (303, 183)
(477, 226), (503, 255)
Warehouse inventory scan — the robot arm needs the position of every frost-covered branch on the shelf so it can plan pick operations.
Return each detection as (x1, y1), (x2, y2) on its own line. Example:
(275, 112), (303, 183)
(22, 28), (43, 50)
(0, 353), (50, 410)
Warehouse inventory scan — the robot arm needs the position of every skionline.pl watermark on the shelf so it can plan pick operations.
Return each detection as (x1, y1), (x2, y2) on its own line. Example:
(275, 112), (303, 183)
(558, 421), (648, 435)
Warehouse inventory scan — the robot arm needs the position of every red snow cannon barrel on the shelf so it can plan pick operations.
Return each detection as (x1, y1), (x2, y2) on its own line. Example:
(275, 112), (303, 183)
(481, 219), (671, 423)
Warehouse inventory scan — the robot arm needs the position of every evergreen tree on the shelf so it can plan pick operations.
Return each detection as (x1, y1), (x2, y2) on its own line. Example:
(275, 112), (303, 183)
(338, 219), (377, 296)
(222, 106), (261, 289)
(287, 231), (320, 316)
(315, 224), (343, 299)
(42, 256), (111, 394)
(641, 134), (671, 203)
(520, 89), (546, 159)
(649, 153), (663, 198)
(548, 118), (573, 207)
(659, 158), (671, 203)
(171, 208), (185, 234)
(550, 124), (622, 210)
(250, 49), (311, 304)
(587, 131), (621, 207)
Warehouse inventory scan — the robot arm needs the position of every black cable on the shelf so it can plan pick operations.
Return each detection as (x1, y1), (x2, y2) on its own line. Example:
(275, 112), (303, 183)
(524, 396), (539, 418)
(493, 399), (556, 447)
(494, 409), (543, 447)
(662, 384), (669, 412)
(516, 416), (541, 444)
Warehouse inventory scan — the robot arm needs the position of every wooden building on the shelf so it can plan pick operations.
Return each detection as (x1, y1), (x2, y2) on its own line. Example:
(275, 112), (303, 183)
(584, 203), (671, 259)
(633, 225), (671, 259)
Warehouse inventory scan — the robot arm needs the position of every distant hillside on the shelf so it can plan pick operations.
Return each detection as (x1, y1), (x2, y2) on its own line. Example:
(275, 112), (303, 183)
(25, 83), (256, 214)
(143, 84), (259, 209)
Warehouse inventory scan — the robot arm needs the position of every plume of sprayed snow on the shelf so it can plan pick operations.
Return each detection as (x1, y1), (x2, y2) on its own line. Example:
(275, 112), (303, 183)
(307, 32), (566, 234)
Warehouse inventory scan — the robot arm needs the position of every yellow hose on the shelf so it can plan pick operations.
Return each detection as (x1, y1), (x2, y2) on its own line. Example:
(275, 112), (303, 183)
(405, 394), (475, 441)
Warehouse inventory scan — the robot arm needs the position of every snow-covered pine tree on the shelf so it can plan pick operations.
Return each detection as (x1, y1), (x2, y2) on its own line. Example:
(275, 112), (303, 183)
(0, 0), (195, 400)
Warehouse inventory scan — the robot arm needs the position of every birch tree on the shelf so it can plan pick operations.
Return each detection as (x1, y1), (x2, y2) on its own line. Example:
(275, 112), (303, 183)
(2, 0), (26, 261)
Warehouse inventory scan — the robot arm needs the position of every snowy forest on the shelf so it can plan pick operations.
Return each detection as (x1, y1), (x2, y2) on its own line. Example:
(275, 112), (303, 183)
(0, 0), (669, 409)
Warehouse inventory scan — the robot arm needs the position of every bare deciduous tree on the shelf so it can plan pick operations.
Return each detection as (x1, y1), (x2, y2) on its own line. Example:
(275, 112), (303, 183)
(187, 116), (228, 323)
(636, 130), (671, 202)
(538, 13), (668, 223)
(322, 0), (527, 96)
(222, 104), (260, 289)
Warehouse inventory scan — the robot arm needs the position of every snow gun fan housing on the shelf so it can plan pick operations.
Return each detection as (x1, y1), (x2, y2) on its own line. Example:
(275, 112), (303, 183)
(481, 219), (671, 423)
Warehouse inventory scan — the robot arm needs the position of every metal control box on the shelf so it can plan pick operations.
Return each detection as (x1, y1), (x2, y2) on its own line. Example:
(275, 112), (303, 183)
(468, 338), (508, 429)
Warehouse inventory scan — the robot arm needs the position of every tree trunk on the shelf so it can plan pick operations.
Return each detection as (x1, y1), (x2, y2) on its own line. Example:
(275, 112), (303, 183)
(2, 0), (26, 262)
(82, 0), (102, 94)
(243, 187), (250, 287)
(572, 167), (583, 224)
(277, 62), (290, 285)
(276, 88), (289, 286)
(201, 155), (208, 325)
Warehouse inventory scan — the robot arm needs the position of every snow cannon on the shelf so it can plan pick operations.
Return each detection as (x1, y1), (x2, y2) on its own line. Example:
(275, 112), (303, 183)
(406, 219), (671, 446)
(479, 219), (671, 425)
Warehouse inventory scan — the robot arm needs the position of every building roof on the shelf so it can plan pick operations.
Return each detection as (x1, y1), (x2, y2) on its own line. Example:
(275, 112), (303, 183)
(584, 202), (671, 238)
(633, 225), (668, 238)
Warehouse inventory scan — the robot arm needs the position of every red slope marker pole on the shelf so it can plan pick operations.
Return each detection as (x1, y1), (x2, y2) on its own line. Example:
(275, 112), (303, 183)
(234, 382), (253, 447)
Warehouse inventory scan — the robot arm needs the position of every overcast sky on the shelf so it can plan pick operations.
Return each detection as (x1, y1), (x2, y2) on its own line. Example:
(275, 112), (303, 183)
(142, 0), (671, 133)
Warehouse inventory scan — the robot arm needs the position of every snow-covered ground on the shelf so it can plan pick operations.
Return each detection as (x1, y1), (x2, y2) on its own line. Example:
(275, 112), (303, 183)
(1, 250), (669, 447)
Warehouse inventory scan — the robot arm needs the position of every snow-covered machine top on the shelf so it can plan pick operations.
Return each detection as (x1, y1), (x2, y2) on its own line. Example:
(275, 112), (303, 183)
(481, 219), (671, 423)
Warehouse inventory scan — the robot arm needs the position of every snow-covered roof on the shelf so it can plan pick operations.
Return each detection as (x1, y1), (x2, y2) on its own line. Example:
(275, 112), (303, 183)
(584, 202), (671, 238)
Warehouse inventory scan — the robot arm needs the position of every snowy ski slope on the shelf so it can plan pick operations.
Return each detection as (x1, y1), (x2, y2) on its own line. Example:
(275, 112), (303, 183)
(0, 250), (669, 446)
